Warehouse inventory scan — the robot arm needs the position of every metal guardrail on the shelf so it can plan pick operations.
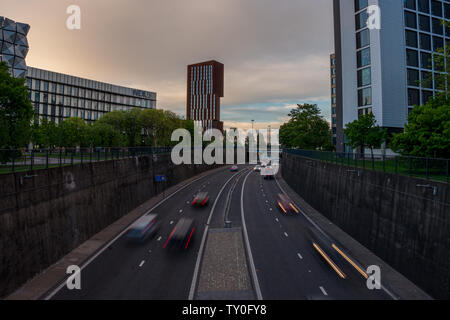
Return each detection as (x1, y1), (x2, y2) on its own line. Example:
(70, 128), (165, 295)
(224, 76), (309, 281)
(283, 149), (449, 183)
(0, 147), (173, 174)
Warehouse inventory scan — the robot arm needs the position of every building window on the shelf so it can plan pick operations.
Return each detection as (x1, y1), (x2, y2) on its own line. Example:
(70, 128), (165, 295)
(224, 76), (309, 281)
(422, 90), (434, 104)
(405, 11), (417, 29)
(408, 88), (420, 106)
(420, 52), (432, 69)
(355, 0), (368, 12)
(358, 87), (372, 106)
(418, 0), (430, 14)
(356, 29), (370, 48)
(355, 11), (368, 31)
(406, 30), (418, 47)
(406, 49), (419, 67)
(446, 3), (450, 19)
(421, 71), (433, 89)
(404, 0), (416, 10)
(419, 33), (431, 50)
(433, 36), (444, 50)
(432, 18), (444, 35)
(357, 47), (371, 67)
(418, 14), (430, 32)
(357, 67), (371, 87)
(432, 0), (443, 17)
(407, 68), (420, 86)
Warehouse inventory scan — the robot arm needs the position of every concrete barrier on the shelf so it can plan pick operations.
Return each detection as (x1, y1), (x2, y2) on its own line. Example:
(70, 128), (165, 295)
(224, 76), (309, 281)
(281, 152), (450, 299)
(0, 154), (221, 298)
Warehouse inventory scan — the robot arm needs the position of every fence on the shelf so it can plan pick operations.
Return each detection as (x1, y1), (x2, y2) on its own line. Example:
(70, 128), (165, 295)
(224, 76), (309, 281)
(283, 149), (449, 183)
(0, 147), (173, 174)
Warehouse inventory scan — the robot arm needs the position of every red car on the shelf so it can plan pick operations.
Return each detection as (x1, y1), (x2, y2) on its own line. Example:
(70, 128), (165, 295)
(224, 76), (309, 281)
(191, 192), (209, 207)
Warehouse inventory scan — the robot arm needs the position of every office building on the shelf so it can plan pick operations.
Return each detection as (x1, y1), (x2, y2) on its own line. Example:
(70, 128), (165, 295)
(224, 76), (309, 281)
(333, 0), (450, 152)
(187, 60), (224, 132)
(1, 16), (156, 124)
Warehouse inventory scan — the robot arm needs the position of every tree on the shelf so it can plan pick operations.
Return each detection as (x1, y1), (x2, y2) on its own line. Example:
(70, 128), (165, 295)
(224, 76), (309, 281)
(58, 117), (90, 148)
(344, 113), (386, 158)
(391, 102), (450, 158)
(31, 117), (60, 148)
(0, 61), (34, 151)
(279, 103), (333, 150)
(89, 121), (124, 147)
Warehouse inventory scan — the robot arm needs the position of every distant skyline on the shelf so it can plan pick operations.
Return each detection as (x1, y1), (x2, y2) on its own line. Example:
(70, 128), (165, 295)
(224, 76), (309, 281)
(3, 0), (334, 130)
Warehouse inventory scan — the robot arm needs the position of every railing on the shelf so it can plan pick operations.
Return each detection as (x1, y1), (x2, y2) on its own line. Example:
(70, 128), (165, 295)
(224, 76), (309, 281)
(0, 147), (173, 174)
(283, 149), (449, 183)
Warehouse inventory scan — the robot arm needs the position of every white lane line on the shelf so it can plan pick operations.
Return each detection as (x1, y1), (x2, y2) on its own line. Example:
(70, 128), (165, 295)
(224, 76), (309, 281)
(44, 167), (224, 300)
(297, 253), (303, 260)
(274, 176), (399, 300)
(275, 218), (279, 222)
(179, 209), (183, 213)
(170, 221), (174, 225)
(157, 236), (162, 241)
(284, 232), (289, 237)
(139, 260), (145, 267)
(240, 170), (263, 300)
(269, 208), (272, 211)
(148, 250), (152, 253)
(188, 170), (243, 300)
(319, 286), (328, 296)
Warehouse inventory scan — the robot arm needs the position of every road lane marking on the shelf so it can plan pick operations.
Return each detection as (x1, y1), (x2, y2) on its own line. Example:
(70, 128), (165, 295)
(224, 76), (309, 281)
(43, 166), (230, 300)
(170, 221), (174, 225)
(297, 253), (303, 260)
(139, 260), (145, 267)
(319, 286), (328, 296)
(188, 170), (243, 300)
(274, 175), (398, 300)
(275, 218), (279, 222)
(240, 170), (263, 300)
(284, 232), (288, 237)
(179, 209), (183, 213)
(157, 236), (162, 241)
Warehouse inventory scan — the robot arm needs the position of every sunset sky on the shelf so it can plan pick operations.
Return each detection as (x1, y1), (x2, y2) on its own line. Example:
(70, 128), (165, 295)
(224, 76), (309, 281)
(3, 0), (334, 130)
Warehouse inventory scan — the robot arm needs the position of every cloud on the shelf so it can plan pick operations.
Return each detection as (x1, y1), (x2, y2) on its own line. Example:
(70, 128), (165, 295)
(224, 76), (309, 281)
(4, 0), (334, 128)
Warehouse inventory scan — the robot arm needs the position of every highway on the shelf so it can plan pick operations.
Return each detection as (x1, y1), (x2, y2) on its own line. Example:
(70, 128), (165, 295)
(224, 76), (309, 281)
(47, 164), (393, 300)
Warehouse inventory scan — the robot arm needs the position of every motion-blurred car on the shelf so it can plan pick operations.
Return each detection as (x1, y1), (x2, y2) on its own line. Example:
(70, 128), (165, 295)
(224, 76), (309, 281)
(191, 192), (209, 207)
(276, 194), (299, 214)
(261, 165), (275, 179)
(230, 165), (239, 172)
(165, 218), (196, 249)
(253, 165), (261, 172)
(126, 214), (160, 242)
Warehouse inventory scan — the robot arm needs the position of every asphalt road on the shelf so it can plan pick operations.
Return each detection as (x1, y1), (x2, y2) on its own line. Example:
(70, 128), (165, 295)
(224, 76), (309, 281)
(48, 164), (393, 300)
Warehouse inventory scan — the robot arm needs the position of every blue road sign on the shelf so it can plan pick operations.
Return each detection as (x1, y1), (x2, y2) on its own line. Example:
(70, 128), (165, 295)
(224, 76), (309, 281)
(155, 175), (166, 182)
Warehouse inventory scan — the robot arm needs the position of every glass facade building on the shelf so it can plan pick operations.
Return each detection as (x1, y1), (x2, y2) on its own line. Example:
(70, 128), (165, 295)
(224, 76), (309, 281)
(27, 67), (156, 124)
(1, 16), (156, 124)
(0, 16), (30, 78)
(333, 0), (450, 152)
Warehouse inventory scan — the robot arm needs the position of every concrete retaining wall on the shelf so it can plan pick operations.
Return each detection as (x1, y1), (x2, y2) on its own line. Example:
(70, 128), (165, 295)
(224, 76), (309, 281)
(281, 153), (450, 299)
(0, 154), (220, 298)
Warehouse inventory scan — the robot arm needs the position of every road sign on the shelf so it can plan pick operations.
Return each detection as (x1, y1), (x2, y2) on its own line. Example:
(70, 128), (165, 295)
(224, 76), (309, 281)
(155, 175), (166, 182)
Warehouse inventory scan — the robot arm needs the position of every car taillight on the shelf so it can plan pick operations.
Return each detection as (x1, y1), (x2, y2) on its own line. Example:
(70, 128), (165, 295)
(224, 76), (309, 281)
(278, 201), (287, 214)
(192, 197), (198, 205)
(289, 203), (299, 214)
(201, 197), (208, 206)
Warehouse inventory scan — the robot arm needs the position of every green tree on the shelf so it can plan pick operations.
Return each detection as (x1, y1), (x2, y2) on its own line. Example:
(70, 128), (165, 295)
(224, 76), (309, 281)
(31, 117), (60, 148)
(344, 113), (386, 158)
(279, 103), (333, 150)
(89, 121), (124, 147)
(0, 61), (34, 151)
(391, 102), (450, 158)
(58, 117), (90, 148)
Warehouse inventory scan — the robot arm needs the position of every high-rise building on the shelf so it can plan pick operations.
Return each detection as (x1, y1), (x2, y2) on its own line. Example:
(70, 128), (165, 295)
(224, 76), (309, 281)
(333, 0), (450, 152)
(330, 53), (338, 147)
(187, 60), (224, 132)
(0, 16), (30, 78)
(1, 16), (156, 124)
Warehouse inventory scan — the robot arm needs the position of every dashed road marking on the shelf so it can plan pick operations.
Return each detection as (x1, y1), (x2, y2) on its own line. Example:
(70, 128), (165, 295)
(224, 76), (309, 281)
(139, 260), (145, 267)
(297, 253), (303, 260)
(320, 286), (328, 296)
(170, 221), (174, 225)
(157, 236), (162, 241)
(179, 209), (183, 213)
(284, 232), (288, 237)
(275, 218), (279, 222)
